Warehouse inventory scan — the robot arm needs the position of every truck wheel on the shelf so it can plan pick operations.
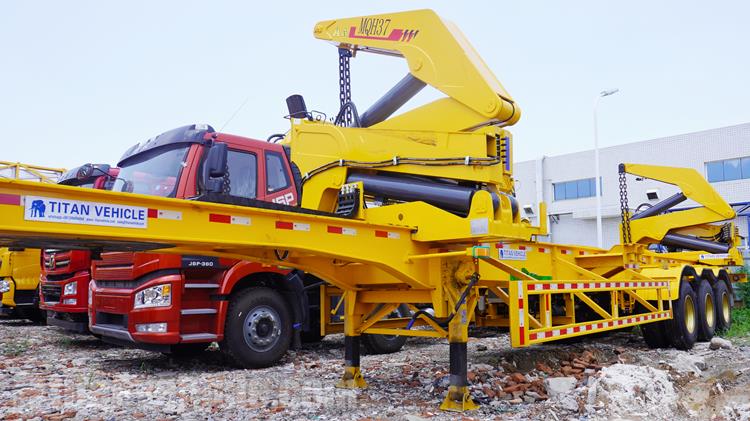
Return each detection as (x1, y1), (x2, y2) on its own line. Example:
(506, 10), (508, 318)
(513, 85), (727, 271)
(362, 304), (409, 354)
(668, 281), (698, 350)
(222, 287), (292, 368)
(713, 281), (732, 331)
(695, 279), (716, 342)
(168, 343), (208, 359)
(638, 303), (670, 348)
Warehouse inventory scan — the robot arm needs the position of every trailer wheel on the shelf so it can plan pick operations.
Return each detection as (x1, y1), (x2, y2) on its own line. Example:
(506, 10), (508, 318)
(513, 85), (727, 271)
(638, 303), (670, 348)
(221, 287), (292, 368)
(695, 279), (716, 342)
(713, 281), (732, 331)
(362, 304), (410, 354)
(668, 281), (698, 350)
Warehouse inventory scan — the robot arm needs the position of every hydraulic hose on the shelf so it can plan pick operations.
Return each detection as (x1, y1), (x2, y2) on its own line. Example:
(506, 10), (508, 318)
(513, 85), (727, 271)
(405, 272), (480, 330)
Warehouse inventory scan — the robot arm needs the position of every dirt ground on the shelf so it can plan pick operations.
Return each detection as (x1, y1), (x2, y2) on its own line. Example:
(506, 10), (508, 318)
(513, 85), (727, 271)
(1, 318), (749, 420)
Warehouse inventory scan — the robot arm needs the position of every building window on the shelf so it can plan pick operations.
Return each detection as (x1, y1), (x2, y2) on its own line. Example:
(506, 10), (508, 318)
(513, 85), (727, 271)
(553, 178), (600, 201)
(706, 157), (750, 182)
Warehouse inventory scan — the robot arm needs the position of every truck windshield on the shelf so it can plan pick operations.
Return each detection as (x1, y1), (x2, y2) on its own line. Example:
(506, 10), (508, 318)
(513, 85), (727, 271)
(114, 145), (190, 197)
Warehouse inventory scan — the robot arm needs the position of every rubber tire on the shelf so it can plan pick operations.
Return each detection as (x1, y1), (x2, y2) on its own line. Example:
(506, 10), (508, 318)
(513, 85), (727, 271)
(221, 287), (292, 368)
(361, 304), (409, 354)
(638, 303), (670, 348)
(668, 281), (699, 350)
(167, 343), (208, 359)
(695, 279), (716, 342)
(713, 281), (732, 331)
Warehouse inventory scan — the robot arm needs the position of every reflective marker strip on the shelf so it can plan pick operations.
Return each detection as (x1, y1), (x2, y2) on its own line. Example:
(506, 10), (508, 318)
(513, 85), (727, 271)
(560, 249), (571, 255)
(517, 280), (525, 346)
(148, 209), (182, 220)
(327, 226), (357, 236)
(0, 194), (21, 205)
(209, 213), (250, 225)
(528, 312), (670, 340)
(527, 281), (669, 291)
(537, 247), (550, 253)
(275, 221), (310, 231)
(375, 230), (400, 239)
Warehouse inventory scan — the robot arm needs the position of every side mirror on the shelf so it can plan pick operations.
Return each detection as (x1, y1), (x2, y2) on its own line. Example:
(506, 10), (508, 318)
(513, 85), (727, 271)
(77, 164), (94, 180)
(203, 143), (228, 194)
(120, 180), (134, 193)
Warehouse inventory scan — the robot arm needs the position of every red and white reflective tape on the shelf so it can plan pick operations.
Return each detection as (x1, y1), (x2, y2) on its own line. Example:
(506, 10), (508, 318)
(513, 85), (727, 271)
(275, 221), (310, 231)
(148, 208), (182, 221)
(527, 281), (669, 291)
(529, 312), (670, 340)
(0, 194), (21, 206)
(537, 247), (551, 253)
(517, 280), (525, 346)
(327, 225), (357, 236)
(375, 230), (400, 239)
(544, 294), (551, 327)
(560, 249), (571, 255)
(208, 213), (250, 225)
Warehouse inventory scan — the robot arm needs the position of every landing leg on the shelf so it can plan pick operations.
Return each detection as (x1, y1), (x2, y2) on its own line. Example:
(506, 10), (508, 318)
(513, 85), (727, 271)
(336, 335), (367, 388)
(440, 300), (478, 411)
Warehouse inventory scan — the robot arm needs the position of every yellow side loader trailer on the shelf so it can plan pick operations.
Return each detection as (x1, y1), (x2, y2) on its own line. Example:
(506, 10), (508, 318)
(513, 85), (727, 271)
(0, 10), (744, 411)
(0, 162), (65, 319)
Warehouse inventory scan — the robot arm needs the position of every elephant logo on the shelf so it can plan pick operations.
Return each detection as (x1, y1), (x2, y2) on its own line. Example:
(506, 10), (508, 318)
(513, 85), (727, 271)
(30, 200), (46, 217)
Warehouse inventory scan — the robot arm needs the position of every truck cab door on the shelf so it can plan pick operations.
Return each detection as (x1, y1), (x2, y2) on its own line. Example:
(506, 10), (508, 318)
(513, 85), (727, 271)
(263, 150), (297, 206)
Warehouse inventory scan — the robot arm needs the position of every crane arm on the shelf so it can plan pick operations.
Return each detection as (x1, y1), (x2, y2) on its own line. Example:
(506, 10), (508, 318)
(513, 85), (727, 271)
(621, 163), (736, 247)
(314, 9), (520, 130)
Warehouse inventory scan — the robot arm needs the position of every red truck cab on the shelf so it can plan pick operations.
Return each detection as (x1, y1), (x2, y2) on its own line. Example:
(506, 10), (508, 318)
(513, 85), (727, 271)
(89, 124), (310, 367)
(40, 164), (119, 332)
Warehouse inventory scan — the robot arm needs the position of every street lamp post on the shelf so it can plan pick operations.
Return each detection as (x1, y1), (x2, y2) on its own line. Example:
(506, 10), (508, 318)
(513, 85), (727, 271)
(593, 88), (619, 249)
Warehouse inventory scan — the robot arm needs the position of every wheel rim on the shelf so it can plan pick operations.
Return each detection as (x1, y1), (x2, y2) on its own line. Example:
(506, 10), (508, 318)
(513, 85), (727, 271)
(722, 291), (730, 322)
(684, 295), (696, 334)
(705, 293), (715, 327)
(243, 305), (282, 352)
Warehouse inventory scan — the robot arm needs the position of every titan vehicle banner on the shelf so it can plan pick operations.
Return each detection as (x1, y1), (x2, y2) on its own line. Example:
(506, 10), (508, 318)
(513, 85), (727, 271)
(24, 196), (147, 229)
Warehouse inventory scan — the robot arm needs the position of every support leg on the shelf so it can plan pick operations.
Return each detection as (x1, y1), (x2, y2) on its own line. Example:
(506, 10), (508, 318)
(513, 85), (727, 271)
(440, 300), (478, 411)
(336, 335), (367, 388)
(336, 290), (367, 389)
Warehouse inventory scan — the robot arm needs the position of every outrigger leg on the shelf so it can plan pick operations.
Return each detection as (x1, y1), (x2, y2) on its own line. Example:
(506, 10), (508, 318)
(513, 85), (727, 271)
(337, 335), (367, 388)
(336, 291), (367, 389)
(440, 299), (478, 411)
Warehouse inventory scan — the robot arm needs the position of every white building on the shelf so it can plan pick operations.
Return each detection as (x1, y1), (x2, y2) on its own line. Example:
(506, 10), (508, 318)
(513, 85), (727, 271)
(513, 123), (750, 252)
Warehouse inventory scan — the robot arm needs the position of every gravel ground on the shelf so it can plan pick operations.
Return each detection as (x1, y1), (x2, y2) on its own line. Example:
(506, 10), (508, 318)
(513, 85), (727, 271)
(1, 318), (750, 420)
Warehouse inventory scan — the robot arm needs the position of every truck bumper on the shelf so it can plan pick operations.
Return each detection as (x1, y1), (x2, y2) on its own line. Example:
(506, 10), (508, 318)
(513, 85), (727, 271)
(90, 274), (183, 347)
(40, 271), (90, 314)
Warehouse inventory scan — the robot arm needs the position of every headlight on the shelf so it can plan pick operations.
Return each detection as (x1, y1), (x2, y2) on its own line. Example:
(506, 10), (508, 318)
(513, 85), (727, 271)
(0, 280), (9, 294)
(64, 282), (77, 296)
(134, 284), (171, 309)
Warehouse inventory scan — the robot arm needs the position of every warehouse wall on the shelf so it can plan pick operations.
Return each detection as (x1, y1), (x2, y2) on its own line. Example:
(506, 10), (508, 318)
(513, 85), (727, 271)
(514, 123), (750, 249)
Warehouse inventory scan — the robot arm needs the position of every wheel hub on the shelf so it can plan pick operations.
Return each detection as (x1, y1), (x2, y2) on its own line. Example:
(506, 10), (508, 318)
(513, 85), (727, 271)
(684, 295), (696, 334)
(243, 305), (281, 352)
(705, 293), (715, 327)
(722, 291), (730, 322)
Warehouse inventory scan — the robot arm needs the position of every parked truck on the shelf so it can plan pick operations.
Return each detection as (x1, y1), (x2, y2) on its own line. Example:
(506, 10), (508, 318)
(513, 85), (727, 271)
(40, 164), (119, 332)
(0, 10), (744, 412)
(87, 124), (404, 366)
(0, 162), (65, 320)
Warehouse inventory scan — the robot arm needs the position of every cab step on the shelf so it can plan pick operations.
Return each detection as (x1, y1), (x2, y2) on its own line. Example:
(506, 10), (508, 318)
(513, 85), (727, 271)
(180, 308), (218, 315)
(180, 333), (218, 342)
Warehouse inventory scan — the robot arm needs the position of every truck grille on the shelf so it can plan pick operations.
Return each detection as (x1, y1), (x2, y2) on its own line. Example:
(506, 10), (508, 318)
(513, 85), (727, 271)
(93, 252), (135, 280)
(43, 249), (71, 270)
(41, 284), (62, 303)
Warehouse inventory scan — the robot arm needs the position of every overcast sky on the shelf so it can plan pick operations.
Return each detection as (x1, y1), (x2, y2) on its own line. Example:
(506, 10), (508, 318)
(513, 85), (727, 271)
(2, 1), (748, 171)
